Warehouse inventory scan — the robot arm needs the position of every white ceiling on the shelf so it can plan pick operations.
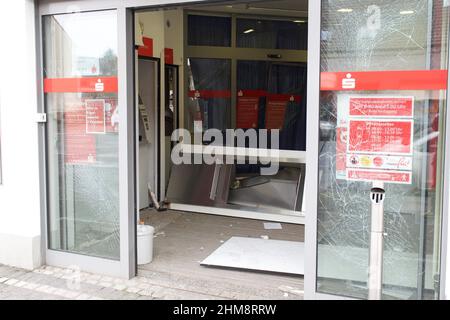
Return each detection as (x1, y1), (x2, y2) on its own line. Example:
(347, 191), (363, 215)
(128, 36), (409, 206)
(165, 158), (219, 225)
(188, 0), (309, 18)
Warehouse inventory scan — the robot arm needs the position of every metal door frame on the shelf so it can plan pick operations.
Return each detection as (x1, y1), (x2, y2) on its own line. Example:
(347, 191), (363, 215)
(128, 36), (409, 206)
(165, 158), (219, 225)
(37, 2), (137, 279)
(303, 0), (450, 300)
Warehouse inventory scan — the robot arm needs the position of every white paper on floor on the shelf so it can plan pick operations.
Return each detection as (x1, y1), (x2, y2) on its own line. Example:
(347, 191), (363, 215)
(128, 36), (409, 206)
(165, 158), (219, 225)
(201, 237), (304, 275)
(263, 222), (283, 230)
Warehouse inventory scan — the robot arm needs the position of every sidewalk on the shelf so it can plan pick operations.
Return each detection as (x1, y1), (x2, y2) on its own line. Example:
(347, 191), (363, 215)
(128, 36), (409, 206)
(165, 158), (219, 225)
(0, 264), (303, 300)
(0, 264), (222, 300)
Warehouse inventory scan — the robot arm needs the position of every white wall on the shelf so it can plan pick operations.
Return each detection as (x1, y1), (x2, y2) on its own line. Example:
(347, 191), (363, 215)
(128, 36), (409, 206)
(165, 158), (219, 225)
(0, 0), (42, 269)
(135, 9), (184, 201)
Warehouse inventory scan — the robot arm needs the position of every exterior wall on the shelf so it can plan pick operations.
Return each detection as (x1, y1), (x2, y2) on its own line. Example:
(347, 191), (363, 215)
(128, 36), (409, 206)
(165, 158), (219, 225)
(0, 0), (42, 270)
(447, 190), (450, 299)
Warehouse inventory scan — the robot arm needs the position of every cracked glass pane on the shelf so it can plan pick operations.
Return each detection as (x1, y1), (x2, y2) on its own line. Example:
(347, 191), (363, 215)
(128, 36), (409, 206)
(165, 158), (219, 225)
(317, 0), (449, 299)
(43, 11), (120, 260)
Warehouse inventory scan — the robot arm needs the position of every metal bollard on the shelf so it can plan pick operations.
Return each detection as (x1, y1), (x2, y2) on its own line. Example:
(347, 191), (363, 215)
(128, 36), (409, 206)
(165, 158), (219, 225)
(368, 184), (385, 300)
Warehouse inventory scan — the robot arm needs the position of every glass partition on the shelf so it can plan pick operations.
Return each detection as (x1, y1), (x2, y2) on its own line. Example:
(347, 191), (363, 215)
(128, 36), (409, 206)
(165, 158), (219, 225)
(187, 58), (231, 131)
(236, 60), (307, 150)
(236, 18), (308, 50)
(317, 0), (449, 299)
(188, 15), (231, 47)
(168, 9), (309, 220)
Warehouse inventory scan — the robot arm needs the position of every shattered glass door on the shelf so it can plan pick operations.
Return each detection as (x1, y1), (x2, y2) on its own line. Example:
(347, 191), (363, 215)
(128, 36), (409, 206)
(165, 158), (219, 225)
(317, 0), (449, 299)
(44, 11), (120, 260)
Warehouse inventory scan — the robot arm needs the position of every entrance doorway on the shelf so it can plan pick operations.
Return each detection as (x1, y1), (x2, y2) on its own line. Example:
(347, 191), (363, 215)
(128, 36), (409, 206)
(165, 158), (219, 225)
(38, 0), (450, 300)
(134, 0), (308, 299)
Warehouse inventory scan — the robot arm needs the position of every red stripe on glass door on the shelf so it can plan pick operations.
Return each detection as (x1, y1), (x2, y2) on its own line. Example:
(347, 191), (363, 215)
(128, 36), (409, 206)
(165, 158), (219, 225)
(44, 77), (118, 93)
(320, 70), (448, 91)
(188, 90), (232, 99)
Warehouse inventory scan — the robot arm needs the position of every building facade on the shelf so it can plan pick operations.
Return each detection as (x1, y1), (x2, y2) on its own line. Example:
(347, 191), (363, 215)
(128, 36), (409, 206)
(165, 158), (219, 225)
(0, 0), (450, 300)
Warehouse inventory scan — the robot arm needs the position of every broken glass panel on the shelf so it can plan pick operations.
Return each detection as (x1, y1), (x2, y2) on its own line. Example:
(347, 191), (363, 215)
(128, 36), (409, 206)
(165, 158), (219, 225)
(317, 0), (449, 299)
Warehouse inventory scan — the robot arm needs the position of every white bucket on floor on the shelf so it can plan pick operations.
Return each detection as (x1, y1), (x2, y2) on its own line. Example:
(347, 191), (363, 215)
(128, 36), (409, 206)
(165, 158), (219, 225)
(137, 224), (155, 265)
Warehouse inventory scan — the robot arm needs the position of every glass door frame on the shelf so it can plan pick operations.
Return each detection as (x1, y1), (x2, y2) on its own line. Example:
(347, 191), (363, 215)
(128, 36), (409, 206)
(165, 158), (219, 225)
(303, 0), (450, 300)
(37, 2), (136, 278)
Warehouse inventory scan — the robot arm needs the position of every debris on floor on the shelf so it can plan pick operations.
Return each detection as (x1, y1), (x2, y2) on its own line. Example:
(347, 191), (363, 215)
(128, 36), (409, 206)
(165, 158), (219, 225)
(278, 285), (304, 297)
(263, 222), (283, 230)
(138, 209), (304, 300)
(153, 231), (165, 238)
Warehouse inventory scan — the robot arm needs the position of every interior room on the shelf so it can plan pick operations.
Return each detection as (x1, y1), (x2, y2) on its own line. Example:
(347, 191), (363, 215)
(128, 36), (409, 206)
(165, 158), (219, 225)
(135, 0), (308, 299)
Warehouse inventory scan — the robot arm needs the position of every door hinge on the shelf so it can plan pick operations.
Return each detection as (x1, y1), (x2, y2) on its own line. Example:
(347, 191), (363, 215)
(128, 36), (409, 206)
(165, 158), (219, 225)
(36, 113), (47, 123)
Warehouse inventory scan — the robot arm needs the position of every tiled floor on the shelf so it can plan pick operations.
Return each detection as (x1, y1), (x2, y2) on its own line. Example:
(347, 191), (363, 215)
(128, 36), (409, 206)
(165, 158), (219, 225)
(138, 210), (304, 300)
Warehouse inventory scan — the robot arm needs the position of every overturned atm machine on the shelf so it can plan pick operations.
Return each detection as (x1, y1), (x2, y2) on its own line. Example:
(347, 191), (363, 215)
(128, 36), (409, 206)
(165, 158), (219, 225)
(166, 145), (306, 223)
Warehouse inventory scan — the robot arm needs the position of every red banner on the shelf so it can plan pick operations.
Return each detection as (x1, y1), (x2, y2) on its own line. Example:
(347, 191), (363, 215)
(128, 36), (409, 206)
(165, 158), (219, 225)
(267, 93), (301, 103)
(44, 77), (118, 93)
(188, 90), (232, 99)
(237, 90), (301, 102)
(321, 70), (448, 91)
(187, 89), (302, 102)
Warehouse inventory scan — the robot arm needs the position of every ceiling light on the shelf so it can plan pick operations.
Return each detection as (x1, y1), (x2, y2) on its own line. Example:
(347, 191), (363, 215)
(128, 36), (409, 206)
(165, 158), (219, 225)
(400, 10), (414, 15)
(337, 8), (353, 13)
(244, 28), (255, 34)
(294, 20), (306, 23)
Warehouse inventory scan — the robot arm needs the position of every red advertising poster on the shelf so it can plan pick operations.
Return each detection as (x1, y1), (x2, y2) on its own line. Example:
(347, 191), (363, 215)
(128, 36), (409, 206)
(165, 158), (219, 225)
(64, 105), (96, 164)
(336, 94), (415, 184)
(349, 96), (414, 117)
(348, 119), (413, 155)
(347, 169), (412, 185)
(236, 92), (259, 129)
(165, 48), (174, 65)
(266, 100), (287, 130)
(138, 37), (154, 58)
(85, 99), (106, 134)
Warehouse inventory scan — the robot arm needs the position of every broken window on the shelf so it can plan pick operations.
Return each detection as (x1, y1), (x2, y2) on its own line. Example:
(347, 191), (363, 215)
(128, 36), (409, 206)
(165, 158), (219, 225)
(316, 0), (449, 300)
